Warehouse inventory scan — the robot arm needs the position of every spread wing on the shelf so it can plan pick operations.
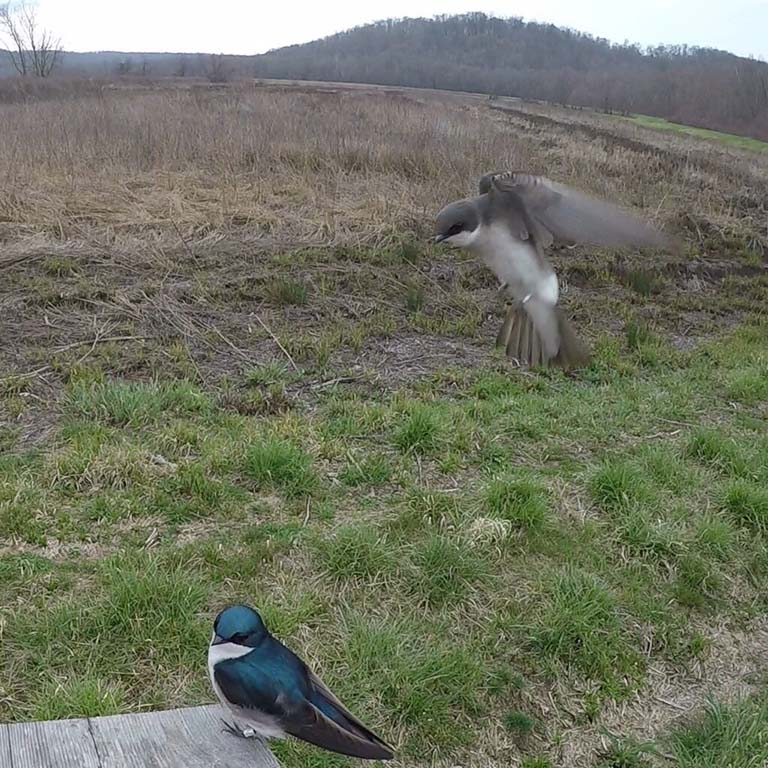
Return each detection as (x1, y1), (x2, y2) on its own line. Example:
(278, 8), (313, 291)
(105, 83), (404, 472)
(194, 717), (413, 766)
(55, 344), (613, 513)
(481, 171), (673, 249)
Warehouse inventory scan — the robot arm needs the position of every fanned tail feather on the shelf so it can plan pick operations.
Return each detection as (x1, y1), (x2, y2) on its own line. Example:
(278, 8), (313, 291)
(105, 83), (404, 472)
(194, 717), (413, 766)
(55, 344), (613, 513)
(496, 304), (589, 370)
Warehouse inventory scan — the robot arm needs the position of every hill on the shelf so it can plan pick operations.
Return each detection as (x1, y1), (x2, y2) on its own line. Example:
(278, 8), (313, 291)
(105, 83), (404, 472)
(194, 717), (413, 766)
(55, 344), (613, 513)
(1, 13), (766, 140)
(251, 13), (768, 141)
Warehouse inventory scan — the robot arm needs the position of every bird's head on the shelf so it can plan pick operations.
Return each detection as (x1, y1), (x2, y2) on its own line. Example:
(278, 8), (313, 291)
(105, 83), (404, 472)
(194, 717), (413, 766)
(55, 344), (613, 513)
(434, 199), (480, 248)
(212, 605), (268, 648)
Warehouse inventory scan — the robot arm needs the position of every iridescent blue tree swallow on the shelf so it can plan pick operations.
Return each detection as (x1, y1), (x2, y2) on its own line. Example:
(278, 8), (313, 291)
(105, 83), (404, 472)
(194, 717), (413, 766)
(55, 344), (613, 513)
(208, 605), (395, 761)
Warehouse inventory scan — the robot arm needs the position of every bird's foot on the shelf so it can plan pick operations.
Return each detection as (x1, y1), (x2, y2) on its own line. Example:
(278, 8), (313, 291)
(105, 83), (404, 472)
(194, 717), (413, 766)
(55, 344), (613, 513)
(221, 719), (259, 740)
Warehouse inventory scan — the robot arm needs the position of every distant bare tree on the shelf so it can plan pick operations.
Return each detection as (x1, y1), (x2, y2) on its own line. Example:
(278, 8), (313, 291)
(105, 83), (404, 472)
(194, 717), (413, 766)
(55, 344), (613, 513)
(0, 2), (26, 74)
(115, 57), (133, 76)
(206, 53), (229, 83)
(0, 1), (61, 77)
(174, 54), (188, 77)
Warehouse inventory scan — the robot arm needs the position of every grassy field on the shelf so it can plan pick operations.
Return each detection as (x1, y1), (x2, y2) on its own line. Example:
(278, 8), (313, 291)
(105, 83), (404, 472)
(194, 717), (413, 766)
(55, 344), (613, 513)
(628, 114), (768, 154)
(1, 81), (768, 767)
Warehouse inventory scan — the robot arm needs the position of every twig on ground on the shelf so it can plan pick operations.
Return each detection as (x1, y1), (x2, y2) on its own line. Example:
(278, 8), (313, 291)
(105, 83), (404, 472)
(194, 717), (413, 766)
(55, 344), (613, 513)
(170, 217), (197, 262)
(252, 314), (299, 371)
(209, 324), (257, 366)
(53, 335), (153, 354)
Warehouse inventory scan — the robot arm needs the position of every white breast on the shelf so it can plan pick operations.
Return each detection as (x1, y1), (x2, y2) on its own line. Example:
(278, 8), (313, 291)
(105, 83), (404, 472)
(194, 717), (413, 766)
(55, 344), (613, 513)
(471, 224), (558, 304)
(208, 640), (286, 740)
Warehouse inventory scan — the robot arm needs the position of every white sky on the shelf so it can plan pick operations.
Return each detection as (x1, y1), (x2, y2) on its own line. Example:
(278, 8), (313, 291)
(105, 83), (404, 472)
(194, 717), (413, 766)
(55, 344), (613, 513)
(34, 0), (768, 60)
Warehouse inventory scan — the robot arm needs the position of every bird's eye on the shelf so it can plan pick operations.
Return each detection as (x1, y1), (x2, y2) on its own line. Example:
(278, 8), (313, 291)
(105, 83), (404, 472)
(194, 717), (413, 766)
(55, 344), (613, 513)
(449, 223), (464, 235)
(231, 632), (248, 644)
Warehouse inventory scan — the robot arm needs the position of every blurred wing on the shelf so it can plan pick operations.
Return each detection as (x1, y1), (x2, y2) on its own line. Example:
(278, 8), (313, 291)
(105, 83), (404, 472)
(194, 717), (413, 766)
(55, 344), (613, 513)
(478, 170), (506, 195)
(485, 171), (672, 249)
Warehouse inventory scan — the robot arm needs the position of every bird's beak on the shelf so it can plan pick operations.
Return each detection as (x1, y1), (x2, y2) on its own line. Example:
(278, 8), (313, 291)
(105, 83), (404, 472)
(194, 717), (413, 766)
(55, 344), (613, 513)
(434, 234), (447, 244)
(211, 633), (226, 646)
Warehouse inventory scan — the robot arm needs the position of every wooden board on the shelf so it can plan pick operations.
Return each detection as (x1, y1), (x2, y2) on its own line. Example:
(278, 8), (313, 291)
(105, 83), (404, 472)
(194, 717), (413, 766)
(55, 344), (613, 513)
(1, 725), (12, 768)
(4, 705), (279, 768)
(6, 717), (100, 768)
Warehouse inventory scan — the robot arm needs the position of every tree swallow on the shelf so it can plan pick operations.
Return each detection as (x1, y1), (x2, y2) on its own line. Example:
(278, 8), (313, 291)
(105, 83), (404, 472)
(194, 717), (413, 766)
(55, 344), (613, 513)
(208, 604), (395, 761)
(435, 171), (675, 368)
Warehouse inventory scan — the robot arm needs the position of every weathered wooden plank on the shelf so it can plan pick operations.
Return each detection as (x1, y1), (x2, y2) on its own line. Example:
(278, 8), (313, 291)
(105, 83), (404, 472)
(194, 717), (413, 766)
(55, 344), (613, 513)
(89, 704), (279, 768)
(0, 724), (11, 768)
(7, 716), (100, 768)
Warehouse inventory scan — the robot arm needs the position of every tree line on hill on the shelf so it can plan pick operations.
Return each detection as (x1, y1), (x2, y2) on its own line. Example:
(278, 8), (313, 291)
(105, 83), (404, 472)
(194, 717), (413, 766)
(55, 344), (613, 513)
(251, 14), (768, 141)
(1, 10), (766, 141)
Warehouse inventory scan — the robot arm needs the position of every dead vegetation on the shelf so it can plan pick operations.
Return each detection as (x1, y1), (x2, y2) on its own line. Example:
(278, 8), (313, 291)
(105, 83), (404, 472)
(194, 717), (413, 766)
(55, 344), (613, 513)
(1, 81), (765, 394)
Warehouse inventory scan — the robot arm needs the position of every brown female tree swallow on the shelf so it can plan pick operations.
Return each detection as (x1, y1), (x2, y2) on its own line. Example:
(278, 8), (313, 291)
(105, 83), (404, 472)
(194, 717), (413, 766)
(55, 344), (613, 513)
(434, 172), (674, 369)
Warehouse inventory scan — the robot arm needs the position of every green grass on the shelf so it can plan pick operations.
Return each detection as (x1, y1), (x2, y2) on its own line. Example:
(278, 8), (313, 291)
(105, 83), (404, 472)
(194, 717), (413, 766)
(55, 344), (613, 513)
(264, 278), (309, 305)
(394, 404), (442, 454)
(590, 460), (653, 512)
(503, 709), (536, 735)
(314, 524), (397, 581)
(685, 428), (749, 477)
(721, 480), (768, 533)
(595, 737), (656, 768)
(621, 267), (665, 296)
(672, 553), (723, 608)
(338, 452), (393, 487)
(669, 693), (768, 767)
(531, 567), (640, 690)
(628, 114), (768, 153)
(244, 437), (318, 497)
(484, 475), (549, 529)
(3, 317), (768, 765)
(341, 614), (486, 753)
(409, 534), (489, 606)
(520, 759), (553, 768)
(32, 676), (127, 721)
(65, 379), (212, 427)
(405, 283), (426, 312)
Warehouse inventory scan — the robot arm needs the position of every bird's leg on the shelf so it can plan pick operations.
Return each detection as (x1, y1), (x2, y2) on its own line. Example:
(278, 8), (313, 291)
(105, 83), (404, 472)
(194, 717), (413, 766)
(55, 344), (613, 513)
(220, 718), (261, 741)
(497, 282), (517, 309)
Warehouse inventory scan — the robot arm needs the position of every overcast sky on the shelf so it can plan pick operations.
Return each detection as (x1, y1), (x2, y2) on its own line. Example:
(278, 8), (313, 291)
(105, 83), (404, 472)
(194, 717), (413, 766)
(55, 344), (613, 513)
(34, 1), (767, 60)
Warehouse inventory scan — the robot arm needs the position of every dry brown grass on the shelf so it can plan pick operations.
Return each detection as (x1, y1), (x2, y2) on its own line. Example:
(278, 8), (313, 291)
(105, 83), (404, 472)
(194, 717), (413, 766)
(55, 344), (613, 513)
(1, 80), (764, 385)
(0, 84), (512, 245)
(3, 81), (754, 248)
(0, 81), (762, 257)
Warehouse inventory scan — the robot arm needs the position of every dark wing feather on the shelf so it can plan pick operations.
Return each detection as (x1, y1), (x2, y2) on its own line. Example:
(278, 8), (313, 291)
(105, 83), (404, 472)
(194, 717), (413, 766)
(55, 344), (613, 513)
(216, 650), (394, 760)
(286, 700), (394, 760)
(485, 171), (673, 249)
(305, 670), (394, 757)
(214, 656), (288, 719)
